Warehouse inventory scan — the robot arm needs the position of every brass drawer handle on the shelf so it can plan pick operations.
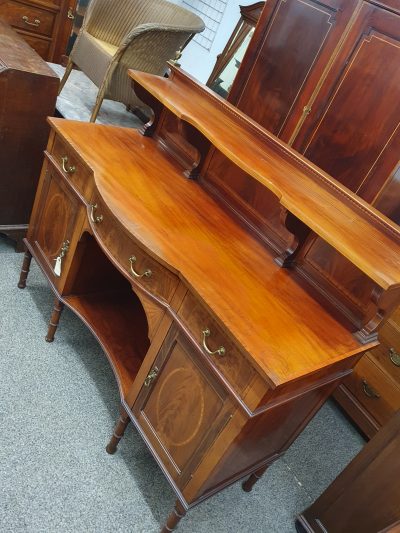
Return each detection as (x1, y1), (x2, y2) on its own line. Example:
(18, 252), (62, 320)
(90, 204), (103, 224)
(61, 156), (76, 175)
(144, 366), (159, 387)
(202, 328), (225, 356)
(362, 379), (380, 399)
(129, 256), (152, 279)
(22, 15), (41, 27)
(54, 240), (70, 277)
(389, 348), (400, 367)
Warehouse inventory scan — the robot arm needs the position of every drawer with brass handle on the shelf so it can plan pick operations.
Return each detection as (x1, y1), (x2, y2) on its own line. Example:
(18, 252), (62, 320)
(368, 319), (400, 387)
(89, 192), (179, 304)
(178, 291), (255, 397)
(0, 1), (55, 37)
(342, 353), (400, 427)
(50, 135), (93, 200)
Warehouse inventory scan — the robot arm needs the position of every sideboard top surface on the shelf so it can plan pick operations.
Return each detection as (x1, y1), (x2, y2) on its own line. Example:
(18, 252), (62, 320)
(48, 117), (375, 387)
(127, 65), (400, 292)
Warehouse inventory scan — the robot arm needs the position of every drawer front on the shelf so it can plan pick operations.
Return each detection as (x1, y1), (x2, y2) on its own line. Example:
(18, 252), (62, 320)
(89, 193), (179, 304)
(50, 136), (93, 201)
(344, 354), (400, 426)
(178, 291), (255, 397)
(20, 31), (51, 59)
(371, 321), (400, 385)
(0, 1), (56, 37)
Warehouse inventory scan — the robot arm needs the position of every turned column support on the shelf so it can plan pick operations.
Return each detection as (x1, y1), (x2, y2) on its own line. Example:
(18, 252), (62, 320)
(18, 250), (32, 289)
(45, 298), (64, 342)
(161, 500), (187, 533)
(106, 405), (131, 454)
(275, 208), (311, 268)
(242, 464), (269, 492)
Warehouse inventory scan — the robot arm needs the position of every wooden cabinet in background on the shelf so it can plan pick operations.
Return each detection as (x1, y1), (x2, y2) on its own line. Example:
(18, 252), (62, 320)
(0, 0), (77, 62)
(207, 0), (400, 437)
(296, 410), (400, 533)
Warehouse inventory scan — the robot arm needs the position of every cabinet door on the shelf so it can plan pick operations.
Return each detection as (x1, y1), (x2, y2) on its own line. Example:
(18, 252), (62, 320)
(229, 0), (356, 139)
(294, 4), (400, 323)
(132, 325), (233, 489)
(30, 164), (83, 287)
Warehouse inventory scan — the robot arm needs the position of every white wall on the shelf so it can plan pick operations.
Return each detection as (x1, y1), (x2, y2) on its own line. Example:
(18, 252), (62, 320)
(176, 0), (255, 84)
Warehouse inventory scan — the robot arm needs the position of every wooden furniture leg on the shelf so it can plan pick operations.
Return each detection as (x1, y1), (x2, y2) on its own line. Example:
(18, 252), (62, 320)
(45, 298), (65, 342)
(18, 250), (32, 289)
(242, 464), (269, 492)
(161, 500), (186, 533)
(106, 406), (131, 454)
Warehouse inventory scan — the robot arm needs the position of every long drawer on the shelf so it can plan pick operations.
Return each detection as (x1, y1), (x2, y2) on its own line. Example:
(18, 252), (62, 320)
(0, 0), (56, 37)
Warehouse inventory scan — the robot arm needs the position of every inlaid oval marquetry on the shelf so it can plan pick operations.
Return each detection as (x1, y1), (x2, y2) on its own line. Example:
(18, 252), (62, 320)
(156, 367), (205, 447)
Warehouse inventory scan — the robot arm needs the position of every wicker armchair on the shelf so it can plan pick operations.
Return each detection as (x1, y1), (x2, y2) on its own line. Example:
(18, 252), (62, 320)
(59, 0), (204, 122)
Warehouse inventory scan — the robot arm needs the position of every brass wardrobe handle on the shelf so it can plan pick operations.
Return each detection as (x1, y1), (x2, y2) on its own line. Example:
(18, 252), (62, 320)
(129, 256), (152, 279)
(61, 156), (76, 174)
(389, 348), (400, 367)
(22, 15), (41, 27)
(202, 328), (225, 356)
(90, 204), (103, 224)
(362, 379), (380, 399)
(144, 366), (159, 387)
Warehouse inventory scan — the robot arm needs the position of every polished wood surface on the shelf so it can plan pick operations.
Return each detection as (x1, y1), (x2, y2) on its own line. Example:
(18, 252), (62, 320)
(0, 21), (58, 248)
(206, 0), (400, 436)
(0, 0), (76, 62)
(19, 66), (400, 530)
(297, 410), (400, 533)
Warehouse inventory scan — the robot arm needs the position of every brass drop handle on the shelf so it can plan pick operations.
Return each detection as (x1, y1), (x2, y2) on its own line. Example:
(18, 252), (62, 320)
(129, 256), (152, 279)
(67, 7), (75, 19)
(90, 204), (103, 224)
(362, 379), (380, 399)
(22, 15), (41, 27)
(144, 366), (159, 387)
(61, 156), (76, 175)
(389, 347), (400, 367)
(202, 328), (225, 356)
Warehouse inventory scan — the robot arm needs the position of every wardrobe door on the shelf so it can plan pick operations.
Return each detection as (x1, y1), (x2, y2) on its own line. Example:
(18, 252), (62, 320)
(294, 2), (400, 194)
(294, 3), (400, 323)
(229, 0), (357, 139)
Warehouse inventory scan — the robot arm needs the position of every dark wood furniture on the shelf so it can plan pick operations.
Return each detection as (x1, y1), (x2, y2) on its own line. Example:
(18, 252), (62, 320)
(208, 0), (400, 437)
(296, 410), (400, 533)
(18, 65), (400, 531)
(0, 21), (59, 249)
(0, 0), (77, 62)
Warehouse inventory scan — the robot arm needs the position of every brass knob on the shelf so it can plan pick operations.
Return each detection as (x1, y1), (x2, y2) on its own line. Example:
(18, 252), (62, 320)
(202, 328), (225, 356)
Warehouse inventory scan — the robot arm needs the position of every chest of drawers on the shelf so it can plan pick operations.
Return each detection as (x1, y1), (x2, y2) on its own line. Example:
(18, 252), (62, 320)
(0, 0), (76, 61)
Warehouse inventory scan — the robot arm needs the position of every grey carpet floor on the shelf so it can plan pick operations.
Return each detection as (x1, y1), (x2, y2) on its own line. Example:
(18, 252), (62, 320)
(0, 234), (365, 532)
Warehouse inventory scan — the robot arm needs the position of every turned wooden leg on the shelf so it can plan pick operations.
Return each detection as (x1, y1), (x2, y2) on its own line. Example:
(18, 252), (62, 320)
(106, 406), (130, 454)
(45, 298), (64, 342)
(18, 250), (32, 289)
(161, 500), (186, 533)
(242, 464), (269, 492)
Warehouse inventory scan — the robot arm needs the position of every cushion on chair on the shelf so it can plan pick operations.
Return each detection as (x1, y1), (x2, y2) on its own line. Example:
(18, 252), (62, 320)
(71, 31), (118, 88)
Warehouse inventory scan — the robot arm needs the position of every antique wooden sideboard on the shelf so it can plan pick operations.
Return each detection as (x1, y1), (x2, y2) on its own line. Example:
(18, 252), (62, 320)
(210, 0), (400, 437)
(0, 21), (59, 249)
(0, 0), (77, 62)
(18, 65), (400, 530)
